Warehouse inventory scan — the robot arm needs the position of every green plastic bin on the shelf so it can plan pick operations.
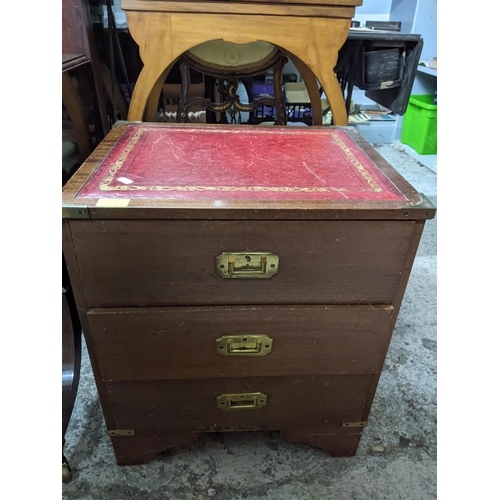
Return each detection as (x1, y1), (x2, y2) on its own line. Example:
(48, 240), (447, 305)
(401, 94), (437, 155)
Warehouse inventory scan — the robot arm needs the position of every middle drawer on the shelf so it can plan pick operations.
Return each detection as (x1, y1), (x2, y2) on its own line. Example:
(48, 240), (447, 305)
(87, 305), (395, 381)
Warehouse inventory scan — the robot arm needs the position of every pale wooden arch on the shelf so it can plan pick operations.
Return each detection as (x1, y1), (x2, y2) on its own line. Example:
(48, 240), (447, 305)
(124, 11), (351, 125)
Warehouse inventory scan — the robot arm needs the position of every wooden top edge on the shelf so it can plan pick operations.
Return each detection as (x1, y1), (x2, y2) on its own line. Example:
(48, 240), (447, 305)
(88, 304), (395, 315)
(346, 31), (422, 41)
(120, 1), (357, 17)
(121, 0), (363, 7)
(63, 205), (436, 221)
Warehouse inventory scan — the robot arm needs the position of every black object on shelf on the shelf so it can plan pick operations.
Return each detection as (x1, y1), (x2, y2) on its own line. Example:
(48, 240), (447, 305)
(336, 31), (423, 116)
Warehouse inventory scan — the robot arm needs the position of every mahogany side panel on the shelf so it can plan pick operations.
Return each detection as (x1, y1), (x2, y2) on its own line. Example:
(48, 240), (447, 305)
(62, 220), (116, 429)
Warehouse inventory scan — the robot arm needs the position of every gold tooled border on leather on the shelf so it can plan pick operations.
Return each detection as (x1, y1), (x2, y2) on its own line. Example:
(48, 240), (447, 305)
(98, 126), (381, 194)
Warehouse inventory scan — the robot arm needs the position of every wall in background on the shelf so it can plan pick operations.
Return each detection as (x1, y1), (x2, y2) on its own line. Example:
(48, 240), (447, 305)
(352, 0), (392, 26)
(406, 0), (437, 62)
(409, 0), (437, 92)
(390, 0), (419, 34)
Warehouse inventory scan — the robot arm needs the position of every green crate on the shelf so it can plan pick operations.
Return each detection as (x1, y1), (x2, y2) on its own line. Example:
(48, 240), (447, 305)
(401, 94), (437, 155)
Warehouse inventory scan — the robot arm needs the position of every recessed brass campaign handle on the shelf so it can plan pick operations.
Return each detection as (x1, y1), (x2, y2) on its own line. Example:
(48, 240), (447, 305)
(215, 252), (279, 278)
(217, 393), (268, 411)
(216, 334), (273, 356)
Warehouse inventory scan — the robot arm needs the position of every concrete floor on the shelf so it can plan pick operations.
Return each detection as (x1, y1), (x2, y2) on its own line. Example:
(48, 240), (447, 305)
(62, 144), (437, 500)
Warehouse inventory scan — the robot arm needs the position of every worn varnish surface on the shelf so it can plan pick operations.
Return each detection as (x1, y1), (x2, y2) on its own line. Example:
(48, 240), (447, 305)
(88, 305), (395, 381)
(70, 219), (414, 307)
(106, 374), (373, 432)
(62, 0), (90, 58)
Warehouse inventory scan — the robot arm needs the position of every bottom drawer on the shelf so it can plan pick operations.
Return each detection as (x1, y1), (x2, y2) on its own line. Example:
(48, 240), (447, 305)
(106, 374), (376, 433)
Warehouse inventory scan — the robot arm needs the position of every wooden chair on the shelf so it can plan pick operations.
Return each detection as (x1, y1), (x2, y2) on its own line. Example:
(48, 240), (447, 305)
(175, 41), (288, 125)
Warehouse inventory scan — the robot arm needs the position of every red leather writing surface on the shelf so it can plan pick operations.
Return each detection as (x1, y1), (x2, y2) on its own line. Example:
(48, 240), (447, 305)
(77, 125), (406, 201)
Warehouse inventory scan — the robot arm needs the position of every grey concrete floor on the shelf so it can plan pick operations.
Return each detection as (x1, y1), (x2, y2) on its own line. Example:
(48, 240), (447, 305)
(62, 144), (437, 500)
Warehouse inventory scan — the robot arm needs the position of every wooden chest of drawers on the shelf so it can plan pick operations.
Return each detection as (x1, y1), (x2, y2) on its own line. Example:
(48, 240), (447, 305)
(62, 123), (435, 465)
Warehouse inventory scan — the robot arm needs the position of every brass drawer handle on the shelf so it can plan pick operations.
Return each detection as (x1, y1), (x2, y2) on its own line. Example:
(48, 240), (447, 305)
(217, 393), (268, 411)
(216, 334), (273, 356)
(215, 252), (279, 279)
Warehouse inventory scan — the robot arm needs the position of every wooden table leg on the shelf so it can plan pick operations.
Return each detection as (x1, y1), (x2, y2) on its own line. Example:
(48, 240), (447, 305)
(144, 58), (181, 122)
(282, 50), (323, 126)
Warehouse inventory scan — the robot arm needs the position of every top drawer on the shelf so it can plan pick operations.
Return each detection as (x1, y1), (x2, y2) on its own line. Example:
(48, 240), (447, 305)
(69, 219), (414, 307)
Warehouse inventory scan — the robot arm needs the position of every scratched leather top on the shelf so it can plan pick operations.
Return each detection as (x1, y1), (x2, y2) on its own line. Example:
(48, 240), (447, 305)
(77, 124), (407, 202)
